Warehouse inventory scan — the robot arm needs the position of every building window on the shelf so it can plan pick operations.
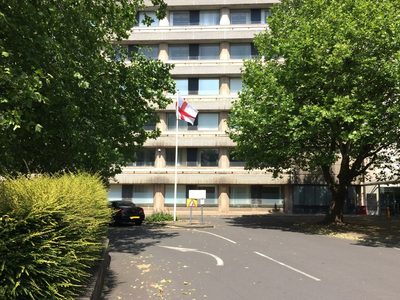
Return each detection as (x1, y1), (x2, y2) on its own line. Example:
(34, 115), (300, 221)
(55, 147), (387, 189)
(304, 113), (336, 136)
(167, 113), (218, 131)
(164, 185), (218, 205)
(262, 186), (283, 205)
(171, 11), (218, 26)
(108, 185), (122, 200)
(165, 185), (187, 205)
(200, 148), (219, 167)
(198, 185), (218, 205)
(128, 149), (155, 167)
(230, 9), (269, 24)
(198, 78), (219, 95)
(143, 120), (157, 131)
(230, 43), (258, 59)
(170, 11), (191, 26)
(169, 44), (219, 60)
(200, 11), (220, 25)
(167, 113), (188, 130)
(166, 148), (183, 166)
(230, 78), (243, 94)
(198, 113), (219, 130)
(199, 44), (220, 59)
(172, 78), (220, 95)
(230, 185), (251, 205)
(133, 185), (154, 204)
(229, 151), (246, 167)
(135, 12), (159, 26)
(129, 45), (159, 59)
(174, 79), (189, 95)
(231, 10), (251, 24)
(169, 45), (189, 60)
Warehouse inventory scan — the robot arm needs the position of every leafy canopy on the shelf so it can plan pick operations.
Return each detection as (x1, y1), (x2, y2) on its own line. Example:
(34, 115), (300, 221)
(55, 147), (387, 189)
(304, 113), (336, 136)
(0, 0), (174, 179)
(229, 0), (400, 190)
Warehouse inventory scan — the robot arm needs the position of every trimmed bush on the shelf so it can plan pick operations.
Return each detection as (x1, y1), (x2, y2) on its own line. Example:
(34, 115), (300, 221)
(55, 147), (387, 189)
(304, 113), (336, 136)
(146, 211), (178, 222)
(0, 173), (112, 300)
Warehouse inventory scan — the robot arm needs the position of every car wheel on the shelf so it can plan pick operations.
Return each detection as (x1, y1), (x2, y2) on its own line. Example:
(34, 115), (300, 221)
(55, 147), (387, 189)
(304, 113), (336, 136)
(135, 220), (143, 226)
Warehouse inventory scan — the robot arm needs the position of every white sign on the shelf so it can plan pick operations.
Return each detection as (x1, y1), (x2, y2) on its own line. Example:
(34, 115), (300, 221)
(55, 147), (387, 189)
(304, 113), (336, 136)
(189, 190), (206, 199)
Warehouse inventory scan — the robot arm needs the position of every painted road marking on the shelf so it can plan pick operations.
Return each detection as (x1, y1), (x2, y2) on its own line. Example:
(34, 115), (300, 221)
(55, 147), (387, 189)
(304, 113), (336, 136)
(160, 246), (224, 266)
(193, 230), (237, 244)
(254, 251), (321, 282)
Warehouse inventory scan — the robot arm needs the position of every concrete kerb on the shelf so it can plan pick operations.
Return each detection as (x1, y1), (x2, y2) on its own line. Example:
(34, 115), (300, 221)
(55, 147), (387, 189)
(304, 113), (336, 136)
(75, 238), (110, 300)
(162, 220), (215, 228)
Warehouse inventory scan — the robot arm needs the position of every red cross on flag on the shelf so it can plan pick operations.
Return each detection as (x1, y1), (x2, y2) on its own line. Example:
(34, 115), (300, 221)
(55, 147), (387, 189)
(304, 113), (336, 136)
(176, 93), (198, 125)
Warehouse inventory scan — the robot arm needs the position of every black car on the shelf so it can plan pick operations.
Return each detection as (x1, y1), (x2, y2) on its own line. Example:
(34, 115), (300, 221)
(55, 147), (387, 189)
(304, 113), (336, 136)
(109, 200), (145, 225)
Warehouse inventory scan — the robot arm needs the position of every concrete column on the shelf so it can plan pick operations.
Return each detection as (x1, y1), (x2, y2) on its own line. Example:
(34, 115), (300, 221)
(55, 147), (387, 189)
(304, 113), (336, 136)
(220, 42), (230, 60)
(284, 185), (293, 213)
(219, 148), (229, 169)
(155, 148), (165, 168)
(158, 112), (167, 131)
(219, 111), (229, 132)
(159, 43), (169, 61)
(159, 11), (169, 26)
(220, 76), (229, 95)
(220, 8), (230, 25)
(154, 184), (165, 212)
(219, 184), (230, 212)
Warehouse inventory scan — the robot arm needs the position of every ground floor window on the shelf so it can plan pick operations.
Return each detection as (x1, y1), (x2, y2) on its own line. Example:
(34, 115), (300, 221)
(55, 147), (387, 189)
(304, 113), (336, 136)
(230, 185), (251, 205)
(230, 185), (283, 207)
(109, 184), (154, 204)
(133, 185), (154, 204)
(108, 185), (122, 200)
(165, 185), (187, 205)
(293, 185), (356, 214)
(164, 185), (218, 206)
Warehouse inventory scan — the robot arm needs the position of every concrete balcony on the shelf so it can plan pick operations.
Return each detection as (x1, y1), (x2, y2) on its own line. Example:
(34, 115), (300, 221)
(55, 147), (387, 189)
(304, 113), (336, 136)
(144, 0), (280, 9)
(169, 59), (243, 75)
(114, 170), (290, 185)
(144, 133), (235, 147)
(162, 96), (235, 111)
(125, 24), (267, 43)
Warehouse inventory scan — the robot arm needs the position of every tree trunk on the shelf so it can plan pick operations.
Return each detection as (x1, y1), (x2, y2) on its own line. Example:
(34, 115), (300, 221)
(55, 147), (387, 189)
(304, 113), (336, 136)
(324, 187), (347, 223)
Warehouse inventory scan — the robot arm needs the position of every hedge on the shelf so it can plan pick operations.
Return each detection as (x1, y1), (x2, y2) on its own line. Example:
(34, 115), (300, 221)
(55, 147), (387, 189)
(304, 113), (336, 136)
(0, 173), (112, 300)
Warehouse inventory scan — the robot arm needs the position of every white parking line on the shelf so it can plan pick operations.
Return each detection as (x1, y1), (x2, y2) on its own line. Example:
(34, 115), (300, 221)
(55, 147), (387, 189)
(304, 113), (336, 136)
(193, 229), (237, 244)
(160, 246), (224, 266)
(254, 251), (321, 282)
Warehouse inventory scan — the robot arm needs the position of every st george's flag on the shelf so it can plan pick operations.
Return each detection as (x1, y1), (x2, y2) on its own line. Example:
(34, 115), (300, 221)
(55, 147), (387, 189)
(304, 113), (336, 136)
(176, 93), (198, 125)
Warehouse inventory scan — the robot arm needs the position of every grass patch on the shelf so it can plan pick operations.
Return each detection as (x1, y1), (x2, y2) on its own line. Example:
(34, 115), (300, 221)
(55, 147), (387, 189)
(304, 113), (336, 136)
(146, 211), (179, 223)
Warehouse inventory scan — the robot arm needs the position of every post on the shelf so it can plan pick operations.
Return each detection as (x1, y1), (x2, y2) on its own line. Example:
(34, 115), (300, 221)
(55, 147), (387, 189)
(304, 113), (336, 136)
(174, 102), (178, 222)
(201, 205), (203, 225)
(190, 207), (192, 225)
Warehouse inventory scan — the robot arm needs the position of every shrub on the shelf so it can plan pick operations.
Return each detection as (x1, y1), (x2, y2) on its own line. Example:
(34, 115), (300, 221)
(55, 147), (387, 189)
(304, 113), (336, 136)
(0, 173), (112, 300)
(145, 211), (178, 222)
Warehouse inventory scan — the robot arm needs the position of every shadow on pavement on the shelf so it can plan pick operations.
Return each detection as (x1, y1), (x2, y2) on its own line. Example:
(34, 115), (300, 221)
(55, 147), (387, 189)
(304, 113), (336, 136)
(223, 214), (400, 248)
(107, 223), (180, 255)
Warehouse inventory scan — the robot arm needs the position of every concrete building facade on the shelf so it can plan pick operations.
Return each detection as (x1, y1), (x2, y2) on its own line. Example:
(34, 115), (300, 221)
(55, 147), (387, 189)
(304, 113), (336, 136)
(109, 0), (363, 215)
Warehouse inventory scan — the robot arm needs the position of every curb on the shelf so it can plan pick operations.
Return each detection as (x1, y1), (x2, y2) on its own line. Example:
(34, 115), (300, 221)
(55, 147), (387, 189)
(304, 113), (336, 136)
(75, 239), (110, 300)
(165, 221), (215, 228)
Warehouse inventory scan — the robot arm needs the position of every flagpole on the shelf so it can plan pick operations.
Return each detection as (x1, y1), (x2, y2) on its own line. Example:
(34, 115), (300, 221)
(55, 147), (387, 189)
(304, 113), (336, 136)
(173, 92), (179, 221)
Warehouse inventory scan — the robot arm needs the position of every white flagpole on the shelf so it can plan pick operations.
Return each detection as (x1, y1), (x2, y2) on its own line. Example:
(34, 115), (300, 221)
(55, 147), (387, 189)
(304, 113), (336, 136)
(173, 92), (179, 221)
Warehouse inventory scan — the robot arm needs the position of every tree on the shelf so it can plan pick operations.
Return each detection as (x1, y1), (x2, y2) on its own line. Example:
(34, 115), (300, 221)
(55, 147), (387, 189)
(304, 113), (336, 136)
(228, 0), (400, 223)
(0, 0), (174, 180)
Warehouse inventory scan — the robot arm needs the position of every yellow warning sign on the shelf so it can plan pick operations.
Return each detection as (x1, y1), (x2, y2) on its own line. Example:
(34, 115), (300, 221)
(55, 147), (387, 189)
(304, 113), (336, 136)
(186, 199), (197, 207)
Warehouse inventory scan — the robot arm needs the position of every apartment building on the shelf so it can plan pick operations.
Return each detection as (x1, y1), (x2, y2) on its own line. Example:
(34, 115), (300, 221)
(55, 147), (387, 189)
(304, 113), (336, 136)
(108, 0), (362, 214)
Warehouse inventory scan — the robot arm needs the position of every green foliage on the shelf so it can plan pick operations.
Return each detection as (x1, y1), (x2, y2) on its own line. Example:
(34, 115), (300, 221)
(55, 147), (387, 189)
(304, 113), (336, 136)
(146, 211), (178, 222)
(229, 0), (400, 220)
(0, 0), (174, 180)
(0, 173), (112, 300)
